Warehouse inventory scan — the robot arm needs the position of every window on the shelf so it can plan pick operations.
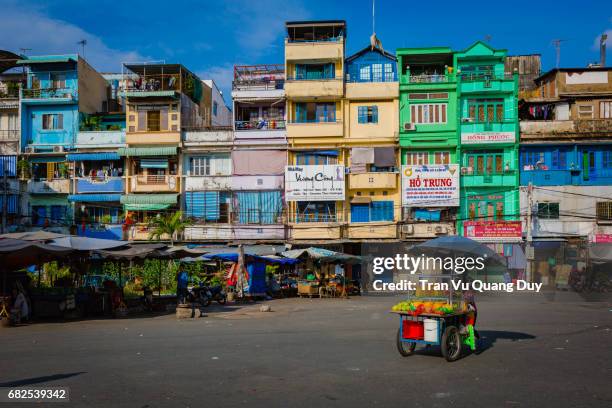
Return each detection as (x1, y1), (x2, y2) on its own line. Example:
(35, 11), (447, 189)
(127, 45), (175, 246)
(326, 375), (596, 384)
(384, 63), (394, 82)
(550, 149), (567, 170)
(405, 152), (428, 165)
(297, 201), (336, 222)
(213, 101), (218, 116)
(434, 151), (450, 165)
(600, 101), (612, 118)
(359, 65), (371, 81)
(604, 151), (612, 169)
(42, 114), (63, 130)
(50, 205), (65, 222)
(358, 106), (378, 124)
(468, 195), (504, 221)
(7, 113), (18, 130)
(372, 64), (383, 82)
(467, 99), (504, 123)
(295, 63), (335, 80)
(460, 65), (494, 80)
(147, 110), (161, 131)
(537, 202), (560, 219)
(295, 102), (335, 123)
(408, 93), (448, 100)
(295, 152), (337, 165)
(32, 206), (46, 226)
(465, 151), (505, 175)
(235, 191), (282, 224)
(410, 103), (447, 124)
(184, 191), (230, 223)
(596, 201), (612, 221)
(351, 201), (394, 223)
(190, 155), (230, 176)
(50, 73), (66, 89)
(577, 104), (593, 119)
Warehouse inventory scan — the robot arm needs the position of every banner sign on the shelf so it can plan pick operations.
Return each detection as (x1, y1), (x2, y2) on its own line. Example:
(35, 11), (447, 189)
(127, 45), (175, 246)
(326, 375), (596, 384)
(401, 165), (459, 207)
(285, 165), (345, 201)
(463, 221), (522, 242)
(461, 132), (515, 144)
(593, 234), (612, 243)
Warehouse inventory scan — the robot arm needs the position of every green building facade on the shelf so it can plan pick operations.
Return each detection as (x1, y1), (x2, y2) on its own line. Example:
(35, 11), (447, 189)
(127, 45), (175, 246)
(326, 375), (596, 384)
(455, 42), (520, 240)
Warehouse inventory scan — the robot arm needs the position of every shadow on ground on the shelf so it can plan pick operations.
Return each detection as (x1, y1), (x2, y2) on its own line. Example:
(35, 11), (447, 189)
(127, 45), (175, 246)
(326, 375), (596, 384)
(0, 372), (86, 387)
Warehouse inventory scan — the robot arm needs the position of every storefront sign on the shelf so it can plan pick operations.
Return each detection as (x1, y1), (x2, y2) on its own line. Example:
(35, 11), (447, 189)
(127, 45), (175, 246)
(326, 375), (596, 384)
(463, 221), (522, 242)
(285, 165), (345, 201)
(461, 132), (515, 144)
(401, 165), (459, 207)
(593, 234), (612, 243)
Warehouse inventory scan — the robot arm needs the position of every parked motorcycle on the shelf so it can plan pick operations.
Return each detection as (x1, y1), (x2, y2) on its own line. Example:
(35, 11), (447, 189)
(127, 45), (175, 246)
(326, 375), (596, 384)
(207, 285), (227, 305)
(188, 283), (212, 307)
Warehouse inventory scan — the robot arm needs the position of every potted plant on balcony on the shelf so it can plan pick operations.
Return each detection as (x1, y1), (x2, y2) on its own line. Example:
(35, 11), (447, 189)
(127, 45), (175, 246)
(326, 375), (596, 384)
(148, 211), (192, 246)
(17, 158), (30, 180)
(57, 163), (70, 179)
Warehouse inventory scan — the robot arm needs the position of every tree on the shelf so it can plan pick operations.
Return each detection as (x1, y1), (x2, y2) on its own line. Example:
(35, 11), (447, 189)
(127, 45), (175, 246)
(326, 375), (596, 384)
(148, 211), (191, 246)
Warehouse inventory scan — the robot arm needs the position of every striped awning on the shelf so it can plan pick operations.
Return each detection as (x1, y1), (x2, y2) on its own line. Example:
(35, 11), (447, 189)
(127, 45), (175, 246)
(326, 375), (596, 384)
(120, 194), (178, 205)
(118, 147), (177, 157)
(0, 195), (18, 214)
(140, 158), (168, 168)
(68, 194), (122, 202)
(66, 152), (120, 161)
(30, 156), (65, 163)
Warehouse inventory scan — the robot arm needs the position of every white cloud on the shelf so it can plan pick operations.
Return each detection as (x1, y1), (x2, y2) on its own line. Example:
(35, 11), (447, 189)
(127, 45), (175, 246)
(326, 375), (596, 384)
(225, 0), (311, 58)
(0, 2), (147, 72)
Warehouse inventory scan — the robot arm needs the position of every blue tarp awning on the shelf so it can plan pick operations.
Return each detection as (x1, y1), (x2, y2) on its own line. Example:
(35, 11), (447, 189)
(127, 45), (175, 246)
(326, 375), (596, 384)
(140, 158), (169, 168)
(66, 152), (120, 161)
(68, 194), (122, 202)
(30, 156), (65, 163)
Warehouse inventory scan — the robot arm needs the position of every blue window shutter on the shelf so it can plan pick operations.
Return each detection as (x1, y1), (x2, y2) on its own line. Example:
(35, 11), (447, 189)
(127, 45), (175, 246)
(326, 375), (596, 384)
(358, 106), (365, 124)
(351, 204), (370, 222)
(372, 106), (378, 123)
(296, 65), (304, 79)
(371, 201), (393, 221)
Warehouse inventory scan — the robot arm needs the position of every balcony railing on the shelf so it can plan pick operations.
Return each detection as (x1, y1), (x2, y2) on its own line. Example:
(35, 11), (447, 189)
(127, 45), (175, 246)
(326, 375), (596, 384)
(289, 118), (339, 124)
(22, 87), (77, 99)
(235, 119), (286, 130)
(0, 130), (19, 140)
(286, 74), (336, 81)
(407, 74), (450, 83)
(347, 75), (397, 83)
(459, 73), (515, 82)
(131, 174), (179, 192)
(136, 175), (175, 185)
(289, 214), (340, 223)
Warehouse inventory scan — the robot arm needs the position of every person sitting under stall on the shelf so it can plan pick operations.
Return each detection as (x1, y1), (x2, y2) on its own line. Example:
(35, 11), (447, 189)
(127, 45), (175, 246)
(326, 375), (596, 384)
(10, 288), (29, 325)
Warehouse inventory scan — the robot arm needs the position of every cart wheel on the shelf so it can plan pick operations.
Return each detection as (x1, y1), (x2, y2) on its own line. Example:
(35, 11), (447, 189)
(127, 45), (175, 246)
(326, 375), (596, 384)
(396, 328), (416, 357)
(441, 326), (462, 362)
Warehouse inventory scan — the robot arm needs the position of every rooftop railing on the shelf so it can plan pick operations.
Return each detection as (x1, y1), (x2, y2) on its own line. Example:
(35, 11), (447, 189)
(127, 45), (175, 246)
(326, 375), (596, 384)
(235, 119), (286, 130)
(21, 87), (76, 99)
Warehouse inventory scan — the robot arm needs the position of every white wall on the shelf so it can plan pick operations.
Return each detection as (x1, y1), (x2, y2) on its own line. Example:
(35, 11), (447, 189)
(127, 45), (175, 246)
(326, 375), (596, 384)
(202, 80), (232, 127)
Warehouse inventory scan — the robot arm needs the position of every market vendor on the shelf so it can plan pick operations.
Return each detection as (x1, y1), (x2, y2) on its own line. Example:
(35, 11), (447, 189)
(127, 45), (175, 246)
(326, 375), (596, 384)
(176, 267), (189, 304)
(10, 288), (29, 325)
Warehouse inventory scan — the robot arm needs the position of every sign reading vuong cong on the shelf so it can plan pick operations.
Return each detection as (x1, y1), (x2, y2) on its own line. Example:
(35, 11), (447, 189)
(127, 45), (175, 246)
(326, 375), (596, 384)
(401, 165), (459, 207)
(285, 165), (345, 201)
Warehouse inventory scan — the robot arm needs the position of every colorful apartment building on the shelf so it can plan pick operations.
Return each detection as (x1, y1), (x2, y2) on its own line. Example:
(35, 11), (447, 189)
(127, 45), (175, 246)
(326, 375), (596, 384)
(284, 20), (347, 241)
(519, 66), (612, 243)
(397, 47), (459, 240)
(456, 42), (521, 243)
(344, 44), (400, 240)
(19, 54), (109, 233)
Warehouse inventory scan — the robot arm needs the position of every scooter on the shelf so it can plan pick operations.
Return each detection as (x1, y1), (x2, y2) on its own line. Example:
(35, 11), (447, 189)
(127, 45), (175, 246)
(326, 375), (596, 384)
(188, 283), (212, 307)
(207, 285), (227, 305)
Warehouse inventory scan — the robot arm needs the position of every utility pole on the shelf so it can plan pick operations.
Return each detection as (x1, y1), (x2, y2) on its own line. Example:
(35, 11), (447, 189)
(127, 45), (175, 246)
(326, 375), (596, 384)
(551, 39), (565, 68)
(2, 159), (7, 234)
(525, 182), (534, 282)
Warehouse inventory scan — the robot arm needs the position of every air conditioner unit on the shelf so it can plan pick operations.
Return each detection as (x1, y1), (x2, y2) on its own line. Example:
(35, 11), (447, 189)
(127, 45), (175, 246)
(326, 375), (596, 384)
(53, 146), (64, 153)
(435, 226), (448, 234)
(401, 224), (414, 235)
(24, 147), (35, 154)
(403, 123), (416, 131)
(462, 117), (474, 123)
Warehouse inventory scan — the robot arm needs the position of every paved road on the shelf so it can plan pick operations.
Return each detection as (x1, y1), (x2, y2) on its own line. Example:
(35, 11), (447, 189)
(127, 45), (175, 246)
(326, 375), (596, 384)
(1, 294), (611, 407)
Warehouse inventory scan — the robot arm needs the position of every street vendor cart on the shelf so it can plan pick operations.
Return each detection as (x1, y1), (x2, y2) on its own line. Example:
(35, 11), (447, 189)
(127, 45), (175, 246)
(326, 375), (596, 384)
(391, 275), (477, 362)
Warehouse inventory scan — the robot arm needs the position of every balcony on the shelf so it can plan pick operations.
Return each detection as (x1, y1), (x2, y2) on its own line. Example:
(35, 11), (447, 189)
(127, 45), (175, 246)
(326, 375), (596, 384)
(285, 38), (344, 62)
(234, 120), (286, 141)
(25, 130), (72, 148)
(126, 131), (180, 145)
(184, 175), (231, 191)
(520, 169), (574, 186)
(21, 87), (77, 103)
(27, 179), (70, 194)
(0, 129), (19, 141)
(183, 129), (233, 146)
(232, 64), (285, 99)
(400, 222), (455, 239)
(289, 223), (342, 240)
(130, 175), (180, 193)
(349, 172), (397, 189)
(345, 81), (398, 100)
(347, 222), (397, 239)
(458, 73), (516, 93)
(286, 120), (343, 138)
(77, 224), (123, 240)
(285, 78), (343, 99)
(460, 121), (517, 144)
(232, 175), (284, 190)
(125, 225), (171, 241)
(184, 225), (286, 241)
(76, 131), (125, 148)
(461, 169), (517, 187)
(520, 119), (612, 141)
(76, 177), (124, 193)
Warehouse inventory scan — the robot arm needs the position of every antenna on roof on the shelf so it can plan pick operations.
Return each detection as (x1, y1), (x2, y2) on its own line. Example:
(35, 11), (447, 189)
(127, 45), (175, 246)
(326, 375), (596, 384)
(77, 39), (87, 58)
(551, 39), (566, 68)
(369, 0), (383, 52)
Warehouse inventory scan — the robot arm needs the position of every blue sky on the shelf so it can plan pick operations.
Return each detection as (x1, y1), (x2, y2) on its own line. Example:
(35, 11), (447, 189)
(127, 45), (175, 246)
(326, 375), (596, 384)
(0, 0), (610, 103)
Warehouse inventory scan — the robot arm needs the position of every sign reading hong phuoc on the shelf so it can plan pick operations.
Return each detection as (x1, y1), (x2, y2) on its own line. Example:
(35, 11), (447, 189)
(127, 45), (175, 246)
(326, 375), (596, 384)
(285, 165), (345, 201)
(401, 165), (459, 207)
(461, 131), (515, 144)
